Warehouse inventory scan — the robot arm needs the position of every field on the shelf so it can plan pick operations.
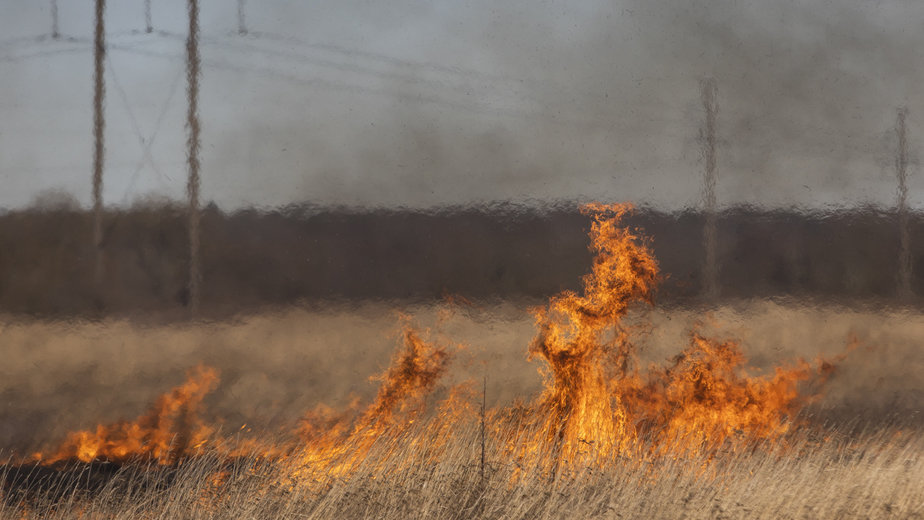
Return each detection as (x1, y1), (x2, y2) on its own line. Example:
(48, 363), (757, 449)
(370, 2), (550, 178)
(1, 300), (922, 519)
(1, 206), (922, 519)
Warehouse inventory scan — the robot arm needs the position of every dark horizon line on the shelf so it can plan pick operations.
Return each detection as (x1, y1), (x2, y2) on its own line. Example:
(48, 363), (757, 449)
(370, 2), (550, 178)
(5, 198), (920, 218)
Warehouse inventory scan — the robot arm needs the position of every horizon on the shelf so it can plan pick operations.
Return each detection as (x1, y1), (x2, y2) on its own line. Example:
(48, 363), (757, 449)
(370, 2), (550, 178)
(9, 190), (924, 216)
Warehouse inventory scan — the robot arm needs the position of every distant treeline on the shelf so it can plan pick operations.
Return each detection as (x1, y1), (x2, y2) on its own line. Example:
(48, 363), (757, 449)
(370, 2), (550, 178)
(0, 203), (920, 317)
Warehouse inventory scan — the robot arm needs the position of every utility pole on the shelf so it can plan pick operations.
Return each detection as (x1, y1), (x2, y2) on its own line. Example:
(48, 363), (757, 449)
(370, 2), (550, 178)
(144, 0), (153, 33)
(237, 0), (248, 35)
(92, 0), (106, 283)
(185, 0), (202, 315)
(701, 78), (719, 301)
(895, 107), (912, 299)
(51, 0), (60, 39)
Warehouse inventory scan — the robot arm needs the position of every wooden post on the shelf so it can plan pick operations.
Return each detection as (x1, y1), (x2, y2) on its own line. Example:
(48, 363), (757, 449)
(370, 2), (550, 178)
(186, 0), (202, 315)
(238, 0), (248, 35)
(92, 0), (106, 283)
(701, 78), (719, 301)
(145, 0), (152, 33)
(896, 107), (912, 299)
(51, 0), (60, 39)
(480, 374), (486, 482)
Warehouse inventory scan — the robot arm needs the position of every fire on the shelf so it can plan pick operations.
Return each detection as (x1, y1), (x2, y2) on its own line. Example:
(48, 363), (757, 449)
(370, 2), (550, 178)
(629, 333), (822, 454)
(33, 365), (219, 465)
(295, 326), (454, 475)
(357, 327), (451, 430)
(27, 202), (843, 479)
(506, 203), (835, 467)
(522, 203), (658, 466)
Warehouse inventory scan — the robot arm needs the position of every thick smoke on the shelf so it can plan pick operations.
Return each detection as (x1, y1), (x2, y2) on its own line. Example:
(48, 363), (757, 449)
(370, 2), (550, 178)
(206, 0), (924, 210)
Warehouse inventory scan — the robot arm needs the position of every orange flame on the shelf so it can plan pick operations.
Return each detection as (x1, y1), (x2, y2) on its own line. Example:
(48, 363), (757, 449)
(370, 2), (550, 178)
(629, 333), (823, 454)
(522, 203), (659, 465)
(508, 203), (837, 468)
(358, 327), (451, 429)
(28, 202), (844, 479)
(294, 326), (453, 475)
(34, 365), (219, 465)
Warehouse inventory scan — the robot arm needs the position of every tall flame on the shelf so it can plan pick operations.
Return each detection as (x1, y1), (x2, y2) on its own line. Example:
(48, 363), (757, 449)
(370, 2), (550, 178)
(523, 203), (658, 465)
(510, 203), (836, 467)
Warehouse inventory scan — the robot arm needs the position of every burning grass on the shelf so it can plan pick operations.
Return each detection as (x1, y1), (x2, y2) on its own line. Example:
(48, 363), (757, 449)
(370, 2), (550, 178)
(1, 203), (922, 518)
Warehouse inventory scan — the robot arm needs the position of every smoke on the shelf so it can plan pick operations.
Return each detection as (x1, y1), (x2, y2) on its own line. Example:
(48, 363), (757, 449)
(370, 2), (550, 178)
(199, 0), (924, 211)
(2, 0), (924, 210)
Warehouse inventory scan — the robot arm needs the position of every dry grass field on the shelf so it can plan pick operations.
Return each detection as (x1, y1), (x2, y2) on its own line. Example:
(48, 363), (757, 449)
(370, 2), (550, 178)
(0, 300), (922, 519)
(1, 207), (922, 518)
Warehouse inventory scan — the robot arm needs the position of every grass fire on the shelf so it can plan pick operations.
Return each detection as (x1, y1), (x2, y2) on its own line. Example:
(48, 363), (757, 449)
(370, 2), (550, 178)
(1, 204), (921, 519)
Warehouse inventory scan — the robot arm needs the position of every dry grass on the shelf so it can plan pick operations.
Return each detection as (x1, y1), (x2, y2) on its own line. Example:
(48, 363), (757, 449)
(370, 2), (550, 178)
(2, 424), (921, 519)
(1, 301), (922, 518)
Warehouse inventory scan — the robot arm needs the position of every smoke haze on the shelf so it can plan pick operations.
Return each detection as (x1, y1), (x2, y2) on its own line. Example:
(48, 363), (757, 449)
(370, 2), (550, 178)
(2, 0), (923, 211)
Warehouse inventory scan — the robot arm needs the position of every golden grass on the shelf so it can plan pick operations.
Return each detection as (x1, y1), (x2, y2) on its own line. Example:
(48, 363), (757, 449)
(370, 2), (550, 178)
(1, 301), (922, 518)
(2, 424), (921, 519)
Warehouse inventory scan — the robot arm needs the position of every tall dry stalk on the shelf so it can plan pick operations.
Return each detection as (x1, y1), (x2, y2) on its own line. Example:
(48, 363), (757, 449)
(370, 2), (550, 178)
(480, 374), (486, 482)
(92, 0), (106, 284)
(700, 78), (718, 301)
(895, 107), (912, 299)
(185, 0), (202, 315)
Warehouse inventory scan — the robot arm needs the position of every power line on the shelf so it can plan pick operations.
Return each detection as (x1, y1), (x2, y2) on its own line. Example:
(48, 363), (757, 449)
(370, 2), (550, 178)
(150, 30), (689, 132)
(121, 65), (185, 203)
(193, 32), (534, 106)
(2, 27), (686, 132)
(0, 35), (51, 50)
(106, 52), (183, 203)
(0, 46), (89, 63)
(247, 30), (535, 90)
(107, 43), (614, 131)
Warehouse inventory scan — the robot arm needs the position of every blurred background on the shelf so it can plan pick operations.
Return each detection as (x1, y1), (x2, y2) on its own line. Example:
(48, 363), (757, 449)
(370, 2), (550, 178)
(3, 1), (924, 316)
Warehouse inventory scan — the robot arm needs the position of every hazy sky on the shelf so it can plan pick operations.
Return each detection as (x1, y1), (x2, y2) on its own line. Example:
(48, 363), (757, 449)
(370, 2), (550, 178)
(2, 0), (923, 211)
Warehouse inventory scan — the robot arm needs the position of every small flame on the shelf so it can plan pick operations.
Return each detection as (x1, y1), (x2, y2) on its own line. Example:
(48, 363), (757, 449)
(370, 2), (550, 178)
(629, 333), (822, 454)
(358, 327), (451, 429)
(33, 365), (219, 465)
(291, 325), (453, 476)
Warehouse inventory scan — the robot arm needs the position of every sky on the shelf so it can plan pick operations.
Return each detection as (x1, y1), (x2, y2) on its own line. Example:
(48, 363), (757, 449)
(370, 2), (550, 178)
(1, 0), (923, 211)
